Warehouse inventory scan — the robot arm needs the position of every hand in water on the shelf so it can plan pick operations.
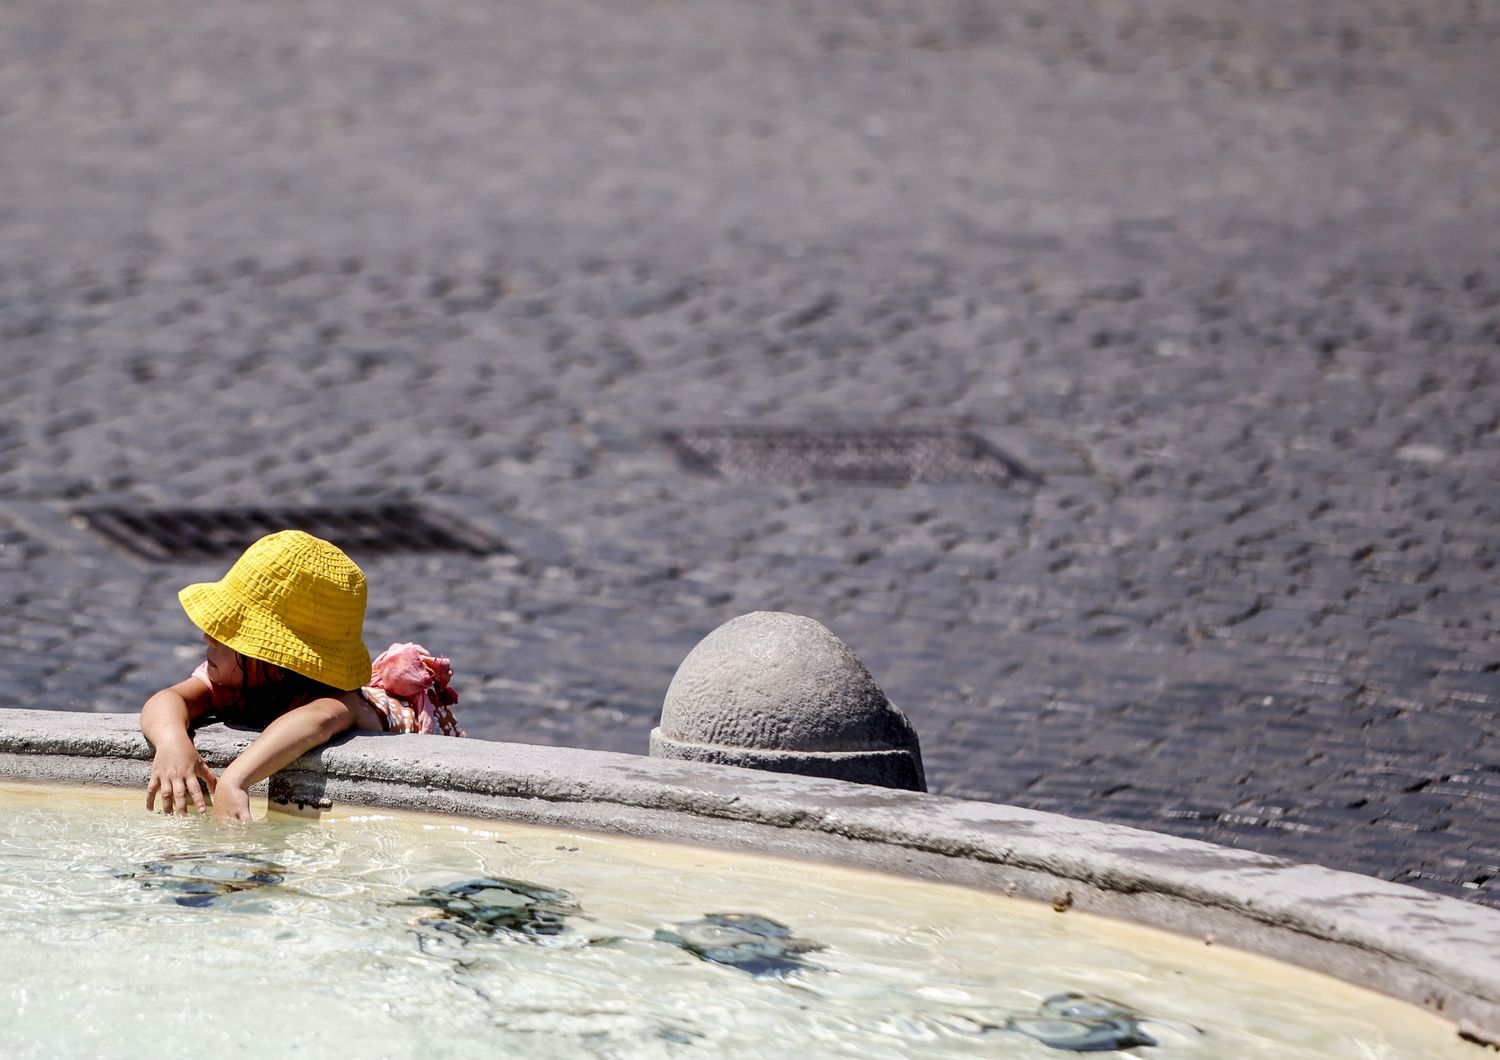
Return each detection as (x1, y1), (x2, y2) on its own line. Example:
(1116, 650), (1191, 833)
(212, 782), (253, 823)
(146, 745), (218, 816)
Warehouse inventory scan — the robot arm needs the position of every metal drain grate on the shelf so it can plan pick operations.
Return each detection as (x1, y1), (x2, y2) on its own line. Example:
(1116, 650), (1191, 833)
(663, 427), (1032, 487)
(71, 504), (503, 562)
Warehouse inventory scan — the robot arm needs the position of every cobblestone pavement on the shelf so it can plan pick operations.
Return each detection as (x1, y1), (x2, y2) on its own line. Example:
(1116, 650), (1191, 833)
(3, 0), (1500, 905)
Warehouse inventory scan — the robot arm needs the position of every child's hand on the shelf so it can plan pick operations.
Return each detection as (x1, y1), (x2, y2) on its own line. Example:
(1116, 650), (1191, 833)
(146, 744), (218, 816)
(211, 780), (253, 823)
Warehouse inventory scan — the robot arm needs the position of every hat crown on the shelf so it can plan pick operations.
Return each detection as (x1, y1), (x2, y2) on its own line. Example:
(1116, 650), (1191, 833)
(223, 529), (367, 615)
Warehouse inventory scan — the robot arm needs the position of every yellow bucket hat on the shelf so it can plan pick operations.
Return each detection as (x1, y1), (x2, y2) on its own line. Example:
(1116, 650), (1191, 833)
(179, 530), (371, 691)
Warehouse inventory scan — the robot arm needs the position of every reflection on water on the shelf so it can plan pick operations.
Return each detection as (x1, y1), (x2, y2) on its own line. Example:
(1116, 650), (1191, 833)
(0, 782), (1472, 1059)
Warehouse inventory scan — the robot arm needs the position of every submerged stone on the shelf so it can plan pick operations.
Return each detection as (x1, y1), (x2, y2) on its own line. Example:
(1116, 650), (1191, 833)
(653, 912), (825, 978)
(399, 877), (587, 946)
(1006, 1015), (1158, 1053)
(947, 993), (1202, 1052)
(1003, 993), (1182, 1052)
(116, 850), (285, 907)
(1038, 993), (1142, 1022)
(655, 1026), (701, 1045)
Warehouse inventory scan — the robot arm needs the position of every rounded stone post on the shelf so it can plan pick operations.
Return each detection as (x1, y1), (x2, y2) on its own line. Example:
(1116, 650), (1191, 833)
(649, 611), (926, 791)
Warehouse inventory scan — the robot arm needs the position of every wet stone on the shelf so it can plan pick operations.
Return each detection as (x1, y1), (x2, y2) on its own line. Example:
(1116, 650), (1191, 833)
(948, 993), (1203, 1052)
(652, 912), (826, 978)
(398, 877), (589, 947)
(1009, 993), (1201, 1053)
(115, 850), (286, 908)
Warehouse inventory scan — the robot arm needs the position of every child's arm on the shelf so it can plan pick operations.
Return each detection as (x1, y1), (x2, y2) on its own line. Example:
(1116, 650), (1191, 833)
(213, 695), (368, 821)
(142, 679), (219, 815)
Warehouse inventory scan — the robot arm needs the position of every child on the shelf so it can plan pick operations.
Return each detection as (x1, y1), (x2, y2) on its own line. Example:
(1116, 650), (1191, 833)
(140, 529), (462, 822)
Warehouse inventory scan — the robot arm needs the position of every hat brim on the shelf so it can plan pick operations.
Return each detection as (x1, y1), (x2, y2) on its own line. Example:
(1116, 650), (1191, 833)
(180, 578), (371, 692)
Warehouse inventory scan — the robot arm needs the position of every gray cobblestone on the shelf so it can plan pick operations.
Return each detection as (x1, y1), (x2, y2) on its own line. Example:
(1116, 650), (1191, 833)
(3, 0), (1500, 907)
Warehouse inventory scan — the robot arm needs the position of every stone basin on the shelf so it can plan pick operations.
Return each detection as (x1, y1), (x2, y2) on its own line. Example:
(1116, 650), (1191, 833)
(3, 707), (1499, 1053)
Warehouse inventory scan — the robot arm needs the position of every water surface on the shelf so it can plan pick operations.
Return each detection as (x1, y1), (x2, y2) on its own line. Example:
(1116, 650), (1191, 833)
(0, 782), (1469, 1058)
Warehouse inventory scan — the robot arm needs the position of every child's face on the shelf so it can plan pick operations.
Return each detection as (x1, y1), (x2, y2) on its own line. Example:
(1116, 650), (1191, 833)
(202, 634), (246, 687)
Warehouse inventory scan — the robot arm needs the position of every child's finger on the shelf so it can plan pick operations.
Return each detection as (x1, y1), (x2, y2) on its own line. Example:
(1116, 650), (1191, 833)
(187, 777), (206, 814)
(172, 781), (189, 815)
(199, 764), (218, 792)
(145, 776), (159, 811)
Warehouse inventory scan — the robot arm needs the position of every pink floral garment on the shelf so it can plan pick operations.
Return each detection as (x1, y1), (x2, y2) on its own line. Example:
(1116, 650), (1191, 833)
(363, 642), (465, 737)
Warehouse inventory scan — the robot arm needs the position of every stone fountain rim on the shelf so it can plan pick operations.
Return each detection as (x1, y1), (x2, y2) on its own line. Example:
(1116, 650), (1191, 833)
(2, 707), (1497, 1047)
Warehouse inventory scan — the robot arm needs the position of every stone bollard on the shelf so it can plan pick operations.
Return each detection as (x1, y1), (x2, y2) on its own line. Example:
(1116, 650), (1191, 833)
(649, 612), (926, 791)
